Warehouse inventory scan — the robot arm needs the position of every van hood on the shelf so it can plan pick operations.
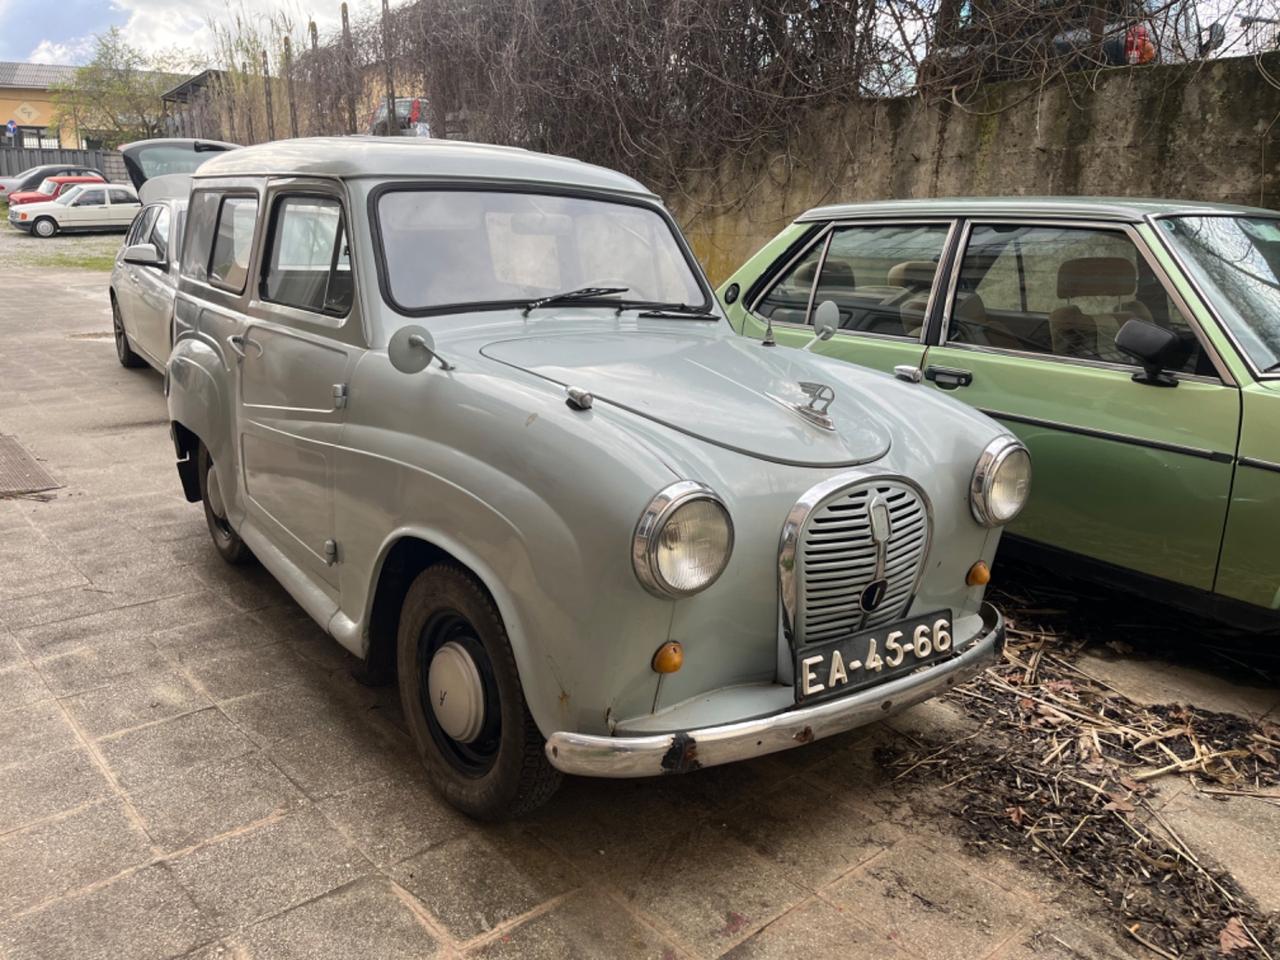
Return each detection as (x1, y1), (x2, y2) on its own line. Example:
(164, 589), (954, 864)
(480, 331), (893, 467)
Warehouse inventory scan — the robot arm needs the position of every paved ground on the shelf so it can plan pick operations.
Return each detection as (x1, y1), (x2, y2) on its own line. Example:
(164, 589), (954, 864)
(0, 243), (1277, 959)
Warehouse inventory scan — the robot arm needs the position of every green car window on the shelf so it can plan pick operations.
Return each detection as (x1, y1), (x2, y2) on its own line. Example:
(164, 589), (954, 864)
(1158, 216), (1280, 374)
(754, 241), (825, 326)
(952, 224), (1207, 374)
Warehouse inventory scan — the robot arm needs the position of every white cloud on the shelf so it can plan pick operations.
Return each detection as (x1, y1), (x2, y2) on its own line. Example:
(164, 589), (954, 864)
(27, 35), (95, 64)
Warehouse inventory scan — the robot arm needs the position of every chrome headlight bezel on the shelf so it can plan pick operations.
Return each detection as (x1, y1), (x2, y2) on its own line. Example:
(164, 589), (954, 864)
(632, 481), (734, 598)
(970, 436), (1031, 527)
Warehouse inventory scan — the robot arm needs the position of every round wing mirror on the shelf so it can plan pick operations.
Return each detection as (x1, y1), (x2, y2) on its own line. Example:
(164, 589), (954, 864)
(388, 324), (436, 374)
(813, 300), (839, 341)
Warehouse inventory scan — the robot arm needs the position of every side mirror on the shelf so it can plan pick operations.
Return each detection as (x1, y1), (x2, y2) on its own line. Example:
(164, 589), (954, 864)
(123, 242), (161, 267)
(1115, 319), (1187, 387)
(806, 300), (840, 351)
(388, 324), (454, 373)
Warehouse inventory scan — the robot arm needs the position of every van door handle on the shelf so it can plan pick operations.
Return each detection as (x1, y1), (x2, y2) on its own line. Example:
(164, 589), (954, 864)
(924, 365), (973, 390)
(227, 334), (263, 359)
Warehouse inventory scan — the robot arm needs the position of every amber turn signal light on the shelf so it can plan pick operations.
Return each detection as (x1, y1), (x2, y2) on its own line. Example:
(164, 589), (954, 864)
(966, 561), (991, 586)
(651, 641), (684, 673)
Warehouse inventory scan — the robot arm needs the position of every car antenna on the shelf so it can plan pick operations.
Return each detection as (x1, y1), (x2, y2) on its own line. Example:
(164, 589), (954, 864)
(762, 313), (777, 347)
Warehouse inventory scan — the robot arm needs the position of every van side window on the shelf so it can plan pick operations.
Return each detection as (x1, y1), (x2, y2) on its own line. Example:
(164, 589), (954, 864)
(208, 196), (259, 293)
(180, 192), (221, 282)
(262, 196), (353, 316)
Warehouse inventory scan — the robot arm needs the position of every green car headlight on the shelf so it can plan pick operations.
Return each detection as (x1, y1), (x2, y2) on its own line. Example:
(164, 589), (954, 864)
(633, 481), (734, 598)
(971, 437), (1031, 527)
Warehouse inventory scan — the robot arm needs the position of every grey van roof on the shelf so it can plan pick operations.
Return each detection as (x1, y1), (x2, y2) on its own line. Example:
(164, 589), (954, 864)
(798, 196), (1278, 223)
(192, 137), (655, 198)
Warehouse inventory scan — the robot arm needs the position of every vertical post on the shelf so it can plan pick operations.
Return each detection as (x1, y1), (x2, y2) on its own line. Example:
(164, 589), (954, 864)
(309, 20), (323, 135)
(242, 62), (257, 144)
(381, 0), (396, 136)
(283, 36), (299, 138)
(341, 2), (358, 135)
(262, 49), (276, 141)
(222, 72), (237, 143)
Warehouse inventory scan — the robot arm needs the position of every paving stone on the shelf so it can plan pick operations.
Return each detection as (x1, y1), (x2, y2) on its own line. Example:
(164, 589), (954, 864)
(184, 644), (328, 701)
(0, 660), (52, 709)
(13, 591), (235, 659)
(0, 633), (22, 668)
(0, 585), (122, 630)
(1076, 652), (1280, 720)
(98, 708), (257, 789)
(0, 698), (79, 767)
(1157, 788), (1280, 913)
(217, 685), (360, 746)
(608, 822), (808, 958)
(0, 747), (112, 833)
(393, 829), (579, 941)
(722, 897), (913, 960)
(0, 863), (213, 960)
(130, 752), (308, 852)
(993, 914), (1137, 959)
(151, 614), (280, 661)
(30, 634), (169, 697)
(0, 799), (154, 917)
(316, 773), (470, 868)
(265, 720), (415, 800)
(823, 840), (1033, 960)
(720, 776), (905, 890)
(168, 809), (367, 930)
(240, 877), (441, 959)
(63, 668), (212, 739)
(472, 889), (678, 960)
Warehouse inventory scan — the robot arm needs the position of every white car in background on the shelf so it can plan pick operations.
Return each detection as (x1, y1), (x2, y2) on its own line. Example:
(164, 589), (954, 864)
(110, 174), (191, 371)
(8, 182), (140, 237)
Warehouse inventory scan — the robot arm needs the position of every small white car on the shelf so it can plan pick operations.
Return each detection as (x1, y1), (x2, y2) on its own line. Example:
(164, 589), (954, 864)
(110, 175), (190, 371)
(8, 181), (140, 238)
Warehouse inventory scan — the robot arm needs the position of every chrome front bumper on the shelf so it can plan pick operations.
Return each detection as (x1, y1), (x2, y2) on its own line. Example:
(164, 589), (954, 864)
(545, 603), (1004, 778)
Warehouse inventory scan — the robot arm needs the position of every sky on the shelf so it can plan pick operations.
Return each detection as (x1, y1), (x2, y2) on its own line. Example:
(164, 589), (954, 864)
(0, 0), (384, 65)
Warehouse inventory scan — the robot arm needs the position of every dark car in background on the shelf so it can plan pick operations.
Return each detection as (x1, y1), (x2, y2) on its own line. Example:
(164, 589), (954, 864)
(921, 0), (1224, 85)
(368, 96), (431, 137)
(0, 163), (105, 202)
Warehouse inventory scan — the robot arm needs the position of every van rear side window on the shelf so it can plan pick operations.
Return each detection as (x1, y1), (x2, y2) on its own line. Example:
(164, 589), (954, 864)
(209, 197), (259, 293)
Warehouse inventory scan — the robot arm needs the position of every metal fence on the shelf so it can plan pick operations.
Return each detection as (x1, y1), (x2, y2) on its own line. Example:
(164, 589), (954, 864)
(0, 147), (124, 181)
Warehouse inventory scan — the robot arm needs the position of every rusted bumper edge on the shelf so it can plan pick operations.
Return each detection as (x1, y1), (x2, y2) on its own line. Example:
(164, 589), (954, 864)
(544, 602), (1004, 778)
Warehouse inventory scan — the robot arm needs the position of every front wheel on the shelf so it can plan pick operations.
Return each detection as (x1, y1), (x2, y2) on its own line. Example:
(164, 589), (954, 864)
(32, 217), (56, 238)
(397, 564), (561, 819)
(197, 444), (253, 565)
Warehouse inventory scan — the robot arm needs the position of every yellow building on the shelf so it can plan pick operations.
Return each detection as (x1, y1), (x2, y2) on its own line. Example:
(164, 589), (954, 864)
(0, 61), (80, 149)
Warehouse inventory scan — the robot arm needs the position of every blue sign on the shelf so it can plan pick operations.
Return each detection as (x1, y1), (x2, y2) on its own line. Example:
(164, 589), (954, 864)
(4, 120), (15, 136)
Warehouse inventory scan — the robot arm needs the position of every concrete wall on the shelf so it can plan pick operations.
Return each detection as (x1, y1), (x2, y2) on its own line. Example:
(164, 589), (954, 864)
(675, 52), (1280, 284)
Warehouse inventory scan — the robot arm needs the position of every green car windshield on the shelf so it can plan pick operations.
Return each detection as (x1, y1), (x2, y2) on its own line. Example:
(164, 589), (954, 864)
(1158, 215), (1280, 373)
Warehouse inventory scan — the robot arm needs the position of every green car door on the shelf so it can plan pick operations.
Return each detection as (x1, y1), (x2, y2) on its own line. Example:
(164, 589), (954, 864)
(915, 219), (1240, 591)
(723, 220), (960, 375)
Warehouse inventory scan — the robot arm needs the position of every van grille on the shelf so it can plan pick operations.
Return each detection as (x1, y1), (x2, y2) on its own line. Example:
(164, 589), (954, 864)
(796, 480), (929, 645)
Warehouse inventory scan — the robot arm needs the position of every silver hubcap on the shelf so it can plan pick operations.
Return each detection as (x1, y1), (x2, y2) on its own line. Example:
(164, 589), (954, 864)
(205, 464), (226, 519)
(428, 641), (485, 743)
(35, 220), (52, 236)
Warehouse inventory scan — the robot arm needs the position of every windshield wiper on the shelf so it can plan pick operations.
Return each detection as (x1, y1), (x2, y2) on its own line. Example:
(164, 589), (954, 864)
(632, 302), (719, 319)
(522, 286), (628, 316)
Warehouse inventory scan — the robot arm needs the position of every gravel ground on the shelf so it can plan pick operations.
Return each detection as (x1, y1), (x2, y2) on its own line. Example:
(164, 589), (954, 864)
(0, 209), (124, 271)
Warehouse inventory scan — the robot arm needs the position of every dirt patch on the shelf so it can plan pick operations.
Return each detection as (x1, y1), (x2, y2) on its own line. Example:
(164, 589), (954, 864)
(883, 616), (1280, 958)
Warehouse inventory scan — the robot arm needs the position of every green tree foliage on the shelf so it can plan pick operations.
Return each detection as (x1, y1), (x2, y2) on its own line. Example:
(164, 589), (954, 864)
(49, 29), (193, 148)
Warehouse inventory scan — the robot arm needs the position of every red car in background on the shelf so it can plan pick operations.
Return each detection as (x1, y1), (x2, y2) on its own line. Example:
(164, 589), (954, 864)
(6, 174), (106, 207)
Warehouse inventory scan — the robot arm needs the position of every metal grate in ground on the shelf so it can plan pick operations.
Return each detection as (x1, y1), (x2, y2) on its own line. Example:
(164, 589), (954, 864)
(0, 434), (61, 496)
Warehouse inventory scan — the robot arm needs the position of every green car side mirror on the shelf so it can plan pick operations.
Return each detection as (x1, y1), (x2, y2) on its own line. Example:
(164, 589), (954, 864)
(1115, 318), (1188, 388)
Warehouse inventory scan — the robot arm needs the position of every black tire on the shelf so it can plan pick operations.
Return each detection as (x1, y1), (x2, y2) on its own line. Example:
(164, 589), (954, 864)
(197, 444), (253, 565)
(112, 295), (146, 368)
(32, 217), (56, 238)
(397, 564), (561, 819)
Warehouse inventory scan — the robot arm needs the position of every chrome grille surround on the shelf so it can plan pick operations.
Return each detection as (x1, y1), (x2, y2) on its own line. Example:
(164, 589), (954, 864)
(779, 475), (932, 646)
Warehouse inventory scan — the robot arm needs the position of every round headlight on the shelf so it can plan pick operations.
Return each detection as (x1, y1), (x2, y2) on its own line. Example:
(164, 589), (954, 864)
(971, 437), (1031, 527)
(633, 482), (734, 598)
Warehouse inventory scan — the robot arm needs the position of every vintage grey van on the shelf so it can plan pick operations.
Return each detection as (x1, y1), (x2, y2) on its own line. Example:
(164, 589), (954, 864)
(161, 137), (1023, 818)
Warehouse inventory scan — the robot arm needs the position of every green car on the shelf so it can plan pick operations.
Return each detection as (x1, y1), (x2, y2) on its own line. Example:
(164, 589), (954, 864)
(718, 198), (1280, 629)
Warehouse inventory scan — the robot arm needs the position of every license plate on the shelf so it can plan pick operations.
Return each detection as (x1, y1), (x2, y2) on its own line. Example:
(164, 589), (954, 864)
(794, 610), (954, 705)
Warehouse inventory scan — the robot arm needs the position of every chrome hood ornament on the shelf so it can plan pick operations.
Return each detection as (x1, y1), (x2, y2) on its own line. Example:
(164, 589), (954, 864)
(795, 381), (837, 431)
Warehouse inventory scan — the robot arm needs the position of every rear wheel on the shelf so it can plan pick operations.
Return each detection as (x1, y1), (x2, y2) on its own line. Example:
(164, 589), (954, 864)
(112, 296), (145, 368)
(32, 217), (56, 238)
(397, 564), (560, 819)
(198, 443), (253, 565)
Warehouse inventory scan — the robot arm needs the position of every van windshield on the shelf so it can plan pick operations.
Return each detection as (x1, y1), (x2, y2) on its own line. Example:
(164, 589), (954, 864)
(374, 189), (707, 315)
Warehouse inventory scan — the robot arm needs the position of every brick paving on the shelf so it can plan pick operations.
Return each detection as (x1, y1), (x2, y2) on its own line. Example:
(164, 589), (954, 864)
(0, 252), (1276, 959)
